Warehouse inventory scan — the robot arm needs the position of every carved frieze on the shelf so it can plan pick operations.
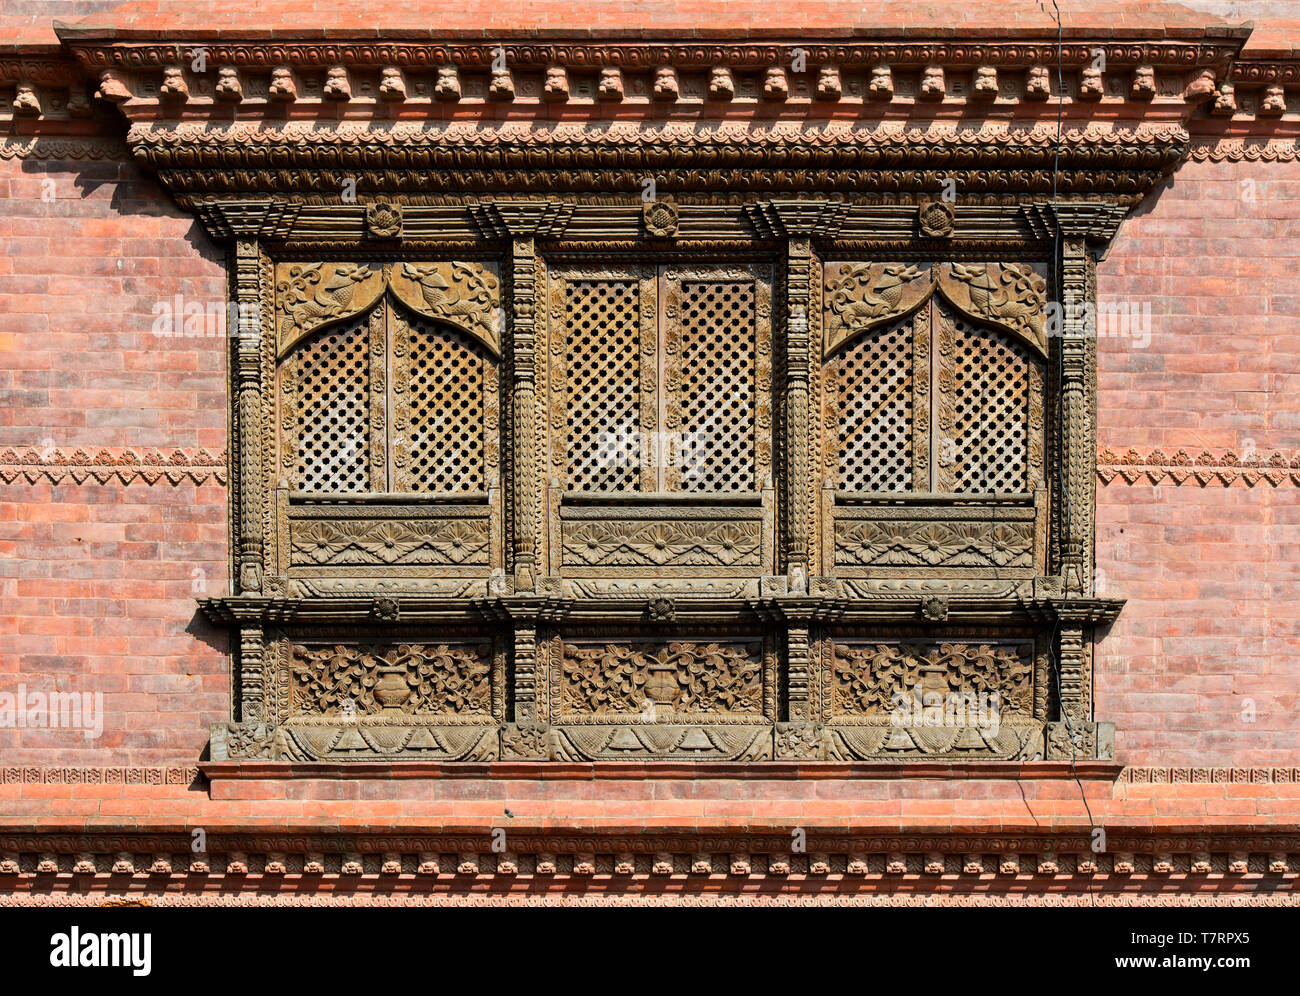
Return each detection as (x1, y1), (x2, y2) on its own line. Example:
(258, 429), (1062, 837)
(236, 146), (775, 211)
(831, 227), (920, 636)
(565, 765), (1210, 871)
(289, 517), (490, 567)
(561, 519), (761, 568)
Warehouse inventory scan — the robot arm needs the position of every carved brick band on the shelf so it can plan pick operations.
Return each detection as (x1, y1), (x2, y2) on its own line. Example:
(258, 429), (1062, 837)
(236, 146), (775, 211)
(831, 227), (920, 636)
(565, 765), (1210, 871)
(0, 767), (199, 785)
(1188, 138), (1299, 163)
(1097, 447), (1300, 487)
(1, 828), (1296, 894)
(0, 448), (227, 486)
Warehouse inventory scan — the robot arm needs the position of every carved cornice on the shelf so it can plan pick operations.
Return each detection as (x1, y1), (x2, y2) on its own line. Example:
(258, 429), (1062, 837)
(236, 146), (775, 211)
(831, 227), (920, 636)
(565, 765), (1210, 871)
(125, 121), (1190, 197)
(63, 40), (1246, 72)
(1, 823), (1297, 896)
(0, 447), (227, 486)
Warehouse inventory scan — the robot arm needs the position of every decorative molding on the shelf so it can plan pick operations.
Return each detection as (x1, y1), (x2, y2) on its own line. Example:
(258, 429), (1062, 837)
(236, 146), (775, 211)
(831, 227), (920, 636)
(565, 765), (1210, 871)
(1120, 766), (1300, 784)
(0, 767), (199, 785)
(9, 763), (1300, 784)
(128, 121), (1189, 197)
(0, 137), (128, 160)
(561, 519), (762, 568)
(0, 447), (227, 486)
(0, 824), (1296, 902)
(289, 517), (490, 566)
(1097, 447), (1300, 486)
(1187, 138), (1300, 163)
(66, 41), (1245, 73)
(835, 519), (1035, 568)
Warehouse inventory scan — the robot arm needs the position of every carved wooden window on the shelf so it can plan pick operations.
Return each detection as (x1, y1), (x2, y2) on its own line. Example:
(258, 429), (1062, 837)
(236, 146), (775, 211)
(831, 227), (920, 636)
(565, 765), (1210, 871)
(825, 280), (1045, 498)
(823, 261), (1049, 577)
(553, 264), (771, 496)
(275, 263), (501, 497)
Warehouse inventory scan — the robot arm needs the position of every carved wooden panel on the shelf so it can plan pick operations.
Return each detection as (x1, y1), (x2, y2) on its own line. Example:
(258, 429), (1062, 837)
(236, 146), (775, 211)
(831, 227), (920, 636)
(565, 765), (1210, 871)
(559, 639), (766, 717)
(834, 500), (1038, 572)
(830, 316), (913, 493)
(277, 269), (500, 498)
(827, 639), (1034, 720)
(666, 274), (758, 492)
(288, 505), (490, 568)
(560, 504), (763, 571)
(290, 640), (494, 718)
(561, 275), (648, 492)
(942, 310), (1041, 494)
(393, 310), (491, 493)
(554, 264), (770, 496)
(291, 318), (372, 493)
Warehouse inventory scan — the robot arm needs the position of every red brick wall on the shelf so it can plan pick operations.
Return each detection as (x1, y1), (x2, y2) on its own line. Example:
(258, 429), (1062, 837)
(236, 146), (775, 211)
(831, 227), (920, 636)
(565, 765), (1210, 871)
(0, 151), (230, 765)
(1096, 156), (1300, 767)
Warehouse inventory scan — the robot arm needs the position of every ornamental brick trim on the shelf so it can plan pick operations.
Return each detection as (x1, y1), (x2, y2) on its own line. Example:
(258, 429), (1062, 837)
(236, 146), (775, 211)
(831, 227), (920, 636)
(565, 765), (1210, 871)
(0, 137), (131, 161)
(1097, 447), (1300, 487)
(0, 767), (200, 785)
(0, 448), (227, 487)
(1187, 138), (1300, 163)
(0, 825), (1296, 901)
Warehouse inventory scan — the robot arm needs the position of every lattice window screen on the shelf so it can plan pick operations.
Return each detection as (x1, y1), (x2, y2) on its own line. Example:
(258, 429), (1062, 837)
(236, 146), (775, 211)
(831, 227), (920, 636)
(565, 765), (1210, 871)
(949, 316), (1032, 493)
(676, 281), (756, 492)
(836, 320), (913, 492)
(293, 321), (371, 493)
(565, 279), (643, 492)
(402, 319), (486, 493)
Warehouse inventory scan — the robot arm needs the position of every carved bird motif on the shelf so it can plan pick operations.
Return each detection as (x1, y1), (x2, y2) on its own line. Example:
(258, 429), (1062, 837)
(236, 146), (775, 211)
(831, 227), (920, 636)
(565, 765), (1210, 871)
(831, 263), (925, 329)
(401, 262), (493, 321)
(947, 263), (1045, 339)
(281, 263), (377, 333)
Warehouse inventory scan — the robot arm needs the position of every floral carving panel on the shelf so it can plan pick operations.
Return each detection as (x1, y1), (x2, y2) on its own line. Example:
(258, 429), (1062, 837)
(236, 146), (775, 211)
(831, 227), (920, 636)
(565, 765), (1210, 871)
(290, 642), (493, 717)
(830, 641), (1034, 719)
(835, 518), (1034, 568)
(561, 518), (762, 568)
(560, 641), (765, 717)
(290, 516), (490, 566)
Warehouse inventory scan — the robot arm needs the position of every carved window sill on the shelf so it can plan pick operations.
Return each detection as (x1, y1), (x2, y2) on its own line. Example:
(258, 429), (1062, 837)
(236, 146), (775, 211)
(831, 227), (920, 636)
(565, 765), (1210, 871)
(200, 760), (1126, 783)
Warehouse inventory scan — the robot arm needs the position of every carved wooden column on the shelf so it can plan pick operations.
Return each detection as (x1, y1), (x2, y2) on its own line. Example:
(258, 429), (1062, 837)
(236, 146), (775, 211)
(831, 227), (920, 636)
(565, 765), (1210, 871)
(751, 201), (845, 595)
(236, 617), (266, 724)
(1059, 234), (1092, 597)
(498, 600), (558, 759)
(474, 201), (569, 593)
(784, 237), (813, 595)
(1029, 202), (1126, 759)
(232, 238), (265, 595)
(509, 230), (540, 592)
(774, 603), (824, 759)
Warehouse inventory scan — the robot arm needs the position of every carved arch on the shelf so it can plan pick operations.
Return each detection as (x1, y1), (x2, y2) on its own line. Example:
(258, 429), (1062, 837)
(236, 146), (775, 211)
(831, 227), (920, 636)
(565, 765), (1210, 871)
(275, 260), (502, 360)
(824, 261), (1048, 360)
